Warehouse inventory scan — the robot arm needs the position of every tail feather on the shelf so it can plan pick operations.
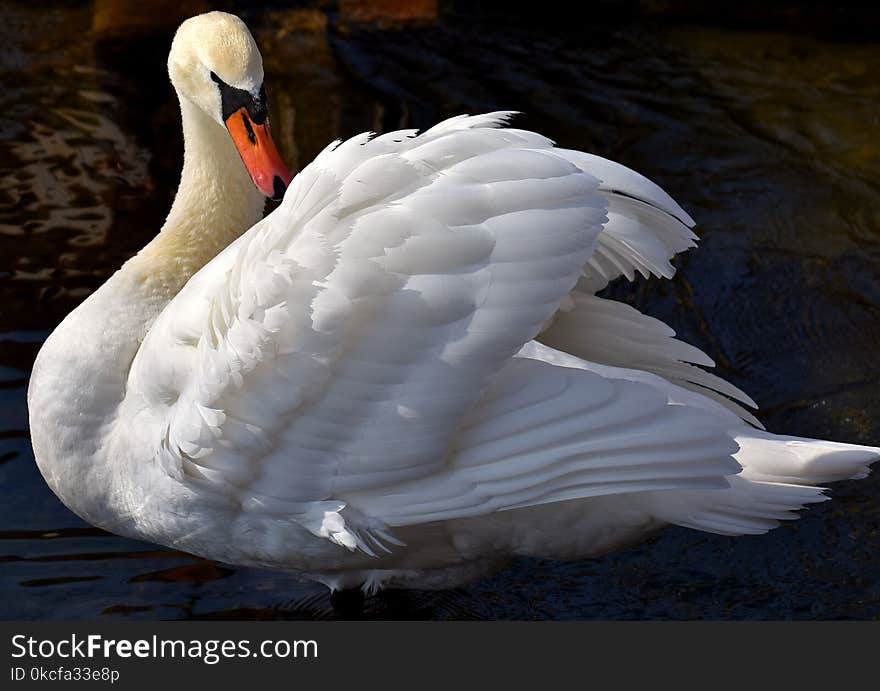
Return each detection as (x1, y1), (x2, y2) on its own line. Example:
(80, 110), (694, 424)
(645, 431), (878, 536)
(736, 431), (877, 485)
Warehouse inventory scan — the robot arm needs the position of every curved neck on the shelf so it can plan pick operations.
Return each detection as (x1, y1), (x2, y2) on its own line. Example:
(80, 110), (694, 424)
(129, 95), (266, 297)
(29, 93), (268, 528)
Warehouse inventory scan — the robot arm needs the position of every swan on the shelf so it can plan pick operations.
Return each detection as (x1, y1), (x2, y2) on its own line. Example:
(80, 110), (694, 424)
(28, 11), (879, 596)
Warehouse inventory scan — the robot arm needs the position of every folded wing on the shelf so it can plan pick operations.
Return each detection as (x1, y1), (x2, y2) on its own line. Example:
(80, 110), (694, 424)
(125, 113), (611, 549)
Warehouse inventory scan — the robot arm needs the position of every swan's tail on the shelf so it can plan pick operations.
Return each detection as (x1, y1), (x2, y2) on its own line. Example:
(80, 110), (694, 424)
(644, 431), (879, 536)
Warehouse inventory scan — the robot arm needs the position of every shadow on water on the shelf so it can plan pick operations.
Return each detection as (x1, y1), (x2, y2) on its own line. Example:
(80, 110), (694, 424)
(1, 1), (879, 620)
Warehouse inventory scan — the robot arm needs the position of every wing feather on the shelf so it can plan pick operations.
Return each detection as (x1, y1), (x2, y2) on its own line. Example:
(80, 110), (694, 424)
(125, 114), (608, 549)
(347, 348), (741, 527)
(543, 150), (761, 426)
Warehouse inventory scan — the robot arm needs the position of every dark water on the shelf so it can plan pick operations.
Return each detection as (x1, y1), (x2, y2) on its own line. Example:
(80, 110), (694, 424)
(2, 1), (879, 620)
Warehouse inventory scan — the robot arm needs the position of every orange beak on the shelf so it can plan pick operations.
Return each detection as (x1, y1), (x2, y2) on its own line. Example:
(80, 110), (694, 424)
(225, 107), (292, 200)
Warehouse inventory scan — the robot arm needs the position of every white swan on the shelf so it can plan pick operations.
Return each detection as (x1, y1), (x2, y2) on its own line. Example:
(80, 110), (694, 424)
(28, 11), (879, 593)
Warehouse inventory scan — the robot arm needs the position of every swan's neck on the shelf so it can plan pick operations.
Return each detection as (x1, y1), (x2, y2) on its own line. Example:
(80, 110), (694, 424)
(130, 96), (265, 297)
(28, 95), (266, 528)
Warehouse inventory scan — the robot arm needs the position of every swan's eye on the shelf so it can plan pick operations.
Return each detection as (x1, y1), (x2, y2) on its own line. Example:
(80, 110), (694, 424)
(210, 70), (267, 125)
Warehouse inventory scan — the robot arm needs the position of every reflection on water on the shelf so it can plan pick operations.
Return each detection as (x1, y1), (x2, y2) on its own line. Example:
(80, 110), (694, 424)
(1, 1), (879, 620)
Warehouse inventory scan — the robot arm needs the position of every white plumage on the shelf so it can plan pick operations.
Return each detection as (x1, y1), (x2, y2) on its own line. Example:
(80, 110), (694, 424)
(27, 12), (879, 593)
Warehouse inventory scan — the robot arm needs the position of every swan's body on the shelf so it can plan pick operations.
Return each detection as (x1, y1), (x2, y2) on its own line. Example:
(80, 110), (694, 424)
(28, 12), (879, 592)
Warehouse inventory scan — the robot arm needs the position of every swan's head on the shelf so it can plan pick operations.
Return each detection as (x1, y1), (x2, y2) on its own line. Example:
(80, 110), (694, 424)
(168, 11), (291, 200)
